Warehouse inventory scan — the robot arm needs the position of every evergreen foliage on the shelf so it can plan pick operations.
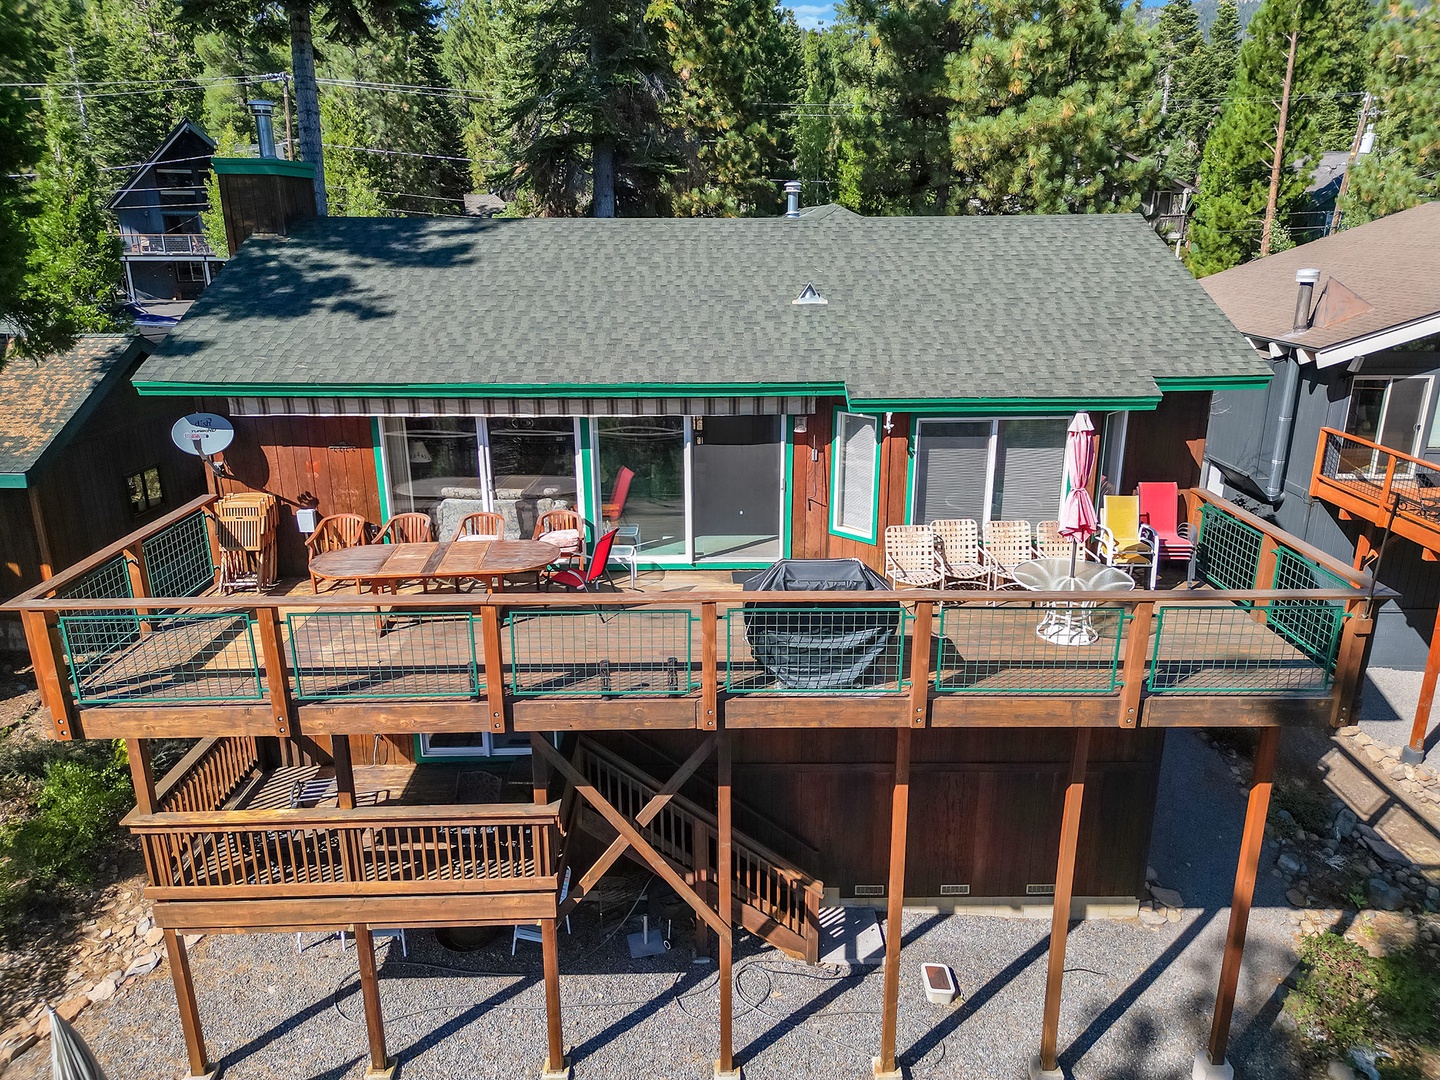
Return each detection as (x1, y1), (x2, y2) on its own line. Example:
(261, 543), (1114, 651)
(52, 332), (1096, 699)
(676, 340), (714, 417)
(1340, 1), (1440, 226)
(0, 0), (41, 343)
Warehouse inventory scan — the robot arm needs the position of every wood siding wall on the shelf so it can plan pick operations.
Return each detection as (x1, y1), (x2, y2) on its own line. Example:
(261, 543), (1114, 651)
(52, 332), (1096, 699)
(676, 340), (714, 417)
(0, 491), (42, 650)
(1121, 391), (1211, 493)
(789, 402), (911, 570)
(217, 172), (317, 256)
(595, 727), (1163, 900)
(206, 408), (382, 579)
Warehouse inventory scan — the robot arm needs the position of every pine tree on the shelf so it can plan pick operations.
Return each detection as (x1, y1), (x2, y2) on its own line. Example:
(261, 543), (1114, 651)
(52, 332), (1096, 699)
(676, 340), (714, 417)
(947, 0), (1160, 214)
(794, 27), (845, 203)
(319, 89), (388, 214)
(1340, 1), (1439, 225)
(1187, 0), (1374, 275)
(1156, 0), (1207, 182)
(440, 0), (504, 193)
(195, 30), (291, 149)
(657, 0), (803, 216)
(0, 0), (41, 343)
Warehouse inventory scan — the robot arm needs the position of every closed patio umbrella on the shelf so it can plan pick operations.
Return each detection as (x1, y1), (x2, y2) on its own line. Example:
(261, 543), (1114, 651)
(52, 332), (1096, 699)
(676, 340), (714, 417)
(1058, 413), (1099, 578)
(48, 1007), (109, 1080)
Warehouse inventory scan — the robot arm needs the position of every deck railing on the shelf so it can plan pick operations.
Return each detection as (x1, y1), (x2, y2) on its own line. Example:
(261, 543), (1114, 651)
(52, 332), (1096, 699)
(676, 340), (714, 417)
(4, 491), (1385, 735)
(128, 801), (559, 900)
(120, 233), (217, 257)
(1311, 427), (1440, 542)
(156, 737), (262, 813)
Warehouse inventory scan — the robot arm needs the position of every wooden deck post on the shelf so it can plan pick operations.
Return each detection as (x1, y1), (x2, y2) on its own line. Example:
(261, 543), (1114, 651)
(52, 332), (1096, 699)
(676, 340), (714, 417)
(1202, 726), (1279, 1077)
(876, 727), (912, 1079)
(1034, 728), (1091, 1078)
(126, 738), (158, 814)
(541, 917), (569, 1078)
(254, 607), (294, 739)
(331, 735), (357, 810)
(20, 609), (77, 740)
(353, 924), (395, 1079)
(162, 929), (217, 1080)
(716, 728), (738, 1078)
(1405, 607), (1440, 761)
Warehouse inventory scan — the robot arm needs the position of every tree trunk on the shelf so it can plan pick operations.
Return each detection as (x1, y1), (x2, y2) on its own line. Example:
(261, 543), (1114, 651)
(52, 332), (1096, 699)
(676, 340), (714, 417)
(287, 0), (327, 215)
(593, 137), (615, 218)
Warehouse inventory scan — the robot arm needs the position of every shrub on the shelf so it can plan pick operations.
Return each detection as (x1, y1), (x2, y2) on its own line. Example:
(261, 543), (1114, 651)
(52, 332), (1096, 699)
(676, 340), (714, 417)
(1289, 932), (1379, 1047)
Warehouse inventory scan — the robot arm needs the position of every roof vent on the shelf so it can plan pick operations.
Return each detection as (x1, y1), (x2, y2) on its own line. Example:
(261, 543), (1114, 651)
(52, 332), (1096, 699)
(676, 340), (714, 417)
(793, 282), (827, 306)
(248, 99), (277, 159)
(784, 180), (802, 219)
(1293, 268), (1321, 333)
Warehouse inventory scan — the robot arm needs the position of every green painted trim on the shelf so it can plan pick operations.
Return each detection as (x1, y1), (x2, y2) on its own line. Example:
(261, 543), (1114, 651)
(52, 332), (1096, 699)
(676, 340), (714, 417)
(211, 156), (316, 179)
(133, 379), (845, 399)
(903, 416), (919, 524)
(848, 395), (1161, 414)
(0, 473), (26, 489)
(371, 418), (391, 523)
(1155, 376), (1273, 392)
(577, 418), (599, 535)
(780, 415), (794, 559)
(828, 408), (881, 545)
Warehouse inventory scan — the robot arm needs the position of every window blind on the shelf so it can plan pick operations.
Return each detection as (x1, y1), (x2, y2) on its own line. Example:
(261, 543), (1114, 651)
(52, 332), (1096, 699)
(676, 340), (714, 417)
(914, 421), (991, 524)
(993, 419), (1068, 523)
(833, 412), (879, 536)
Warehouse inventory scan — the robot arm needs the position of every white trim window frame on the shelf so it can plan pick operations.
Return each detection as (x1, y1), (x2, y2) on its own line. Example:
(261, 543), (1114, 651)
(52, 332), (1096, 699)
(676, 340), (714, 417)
(830, 409), (882, 542)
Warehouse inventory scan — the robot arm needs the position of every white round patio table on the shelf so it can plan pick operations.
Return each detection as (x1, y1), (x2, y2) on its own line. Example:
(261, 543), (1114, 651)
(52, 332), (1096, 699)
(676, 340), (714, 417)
(1008, 557), (1135, 647)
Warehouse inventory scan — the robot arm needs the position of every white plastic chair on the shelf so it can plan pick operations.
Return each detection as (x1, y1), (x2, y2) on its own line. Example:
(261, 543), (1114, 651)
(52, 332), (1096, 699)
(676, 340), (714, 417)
(295, 927), (407, 956)
(513, 867), (572, 953)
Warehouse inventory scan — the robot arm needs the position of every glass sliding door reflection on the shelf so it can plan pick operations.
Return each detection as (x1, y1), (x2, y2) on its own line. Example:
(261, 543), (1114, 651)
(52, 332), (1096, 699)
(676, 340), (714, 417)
(692, 415), (782, 560)
(487, 418), (579, 539)
(598, 417), (687, 557)
(382, 418), (483, 538)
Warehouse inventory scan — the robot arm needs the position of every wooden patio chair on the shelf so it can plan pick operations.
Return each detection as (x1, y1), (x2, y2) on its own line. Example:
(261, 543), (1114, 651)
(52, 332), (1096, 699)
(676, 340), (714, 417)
(305, 513), (371, 593)
(602, 466), (634, 525)
(981, 519), (1034, 591)
(883, 525), (944, 589)
(376, 513), (433, 545)
(452, 510), (506, 542)
(534, 508), (585, 559)
(1095, 496), (1158, 589)
(1034, 520), (1087, 562)
(930, 519), (988, 590)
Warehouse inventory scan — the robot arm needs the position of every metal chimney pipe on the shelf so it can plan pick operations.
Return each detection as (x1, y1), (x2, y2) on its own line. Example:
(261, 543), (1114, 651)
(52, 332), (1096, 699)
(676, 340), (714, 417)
(784, 180), (801, 219)
(248, 100), (277, 159)
(1293, 268), (1321, 332)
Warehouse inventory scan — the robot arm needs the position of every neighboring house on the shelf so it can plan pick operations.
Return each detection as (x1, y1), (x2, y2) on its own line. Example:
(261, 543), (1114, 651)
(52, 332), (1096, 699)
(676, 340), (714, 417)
(1141, 179), (1196, 249)
(0, 335), (205, 650)
(5, 157), (1383, 1080)
(107, 120), (225, 306)
(1199, 201), (1440, 750)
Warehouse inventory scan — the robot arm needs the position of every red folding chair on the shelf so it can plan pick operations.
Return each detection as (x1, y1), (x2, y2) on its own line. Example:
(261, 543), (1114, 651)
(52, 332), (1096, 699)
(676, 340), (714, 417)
(1136, 482), (1194, 563)
(549, 527), (621, 593)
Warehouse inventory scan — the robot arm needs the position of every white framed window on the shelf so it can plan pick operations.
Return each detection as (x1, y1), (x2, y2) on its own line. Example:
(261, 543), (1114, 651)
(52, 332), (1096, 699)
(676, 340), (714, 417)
(417, 732), (532, 760)
(830, 410), (881, 541)
(910, 417), (1068, 526)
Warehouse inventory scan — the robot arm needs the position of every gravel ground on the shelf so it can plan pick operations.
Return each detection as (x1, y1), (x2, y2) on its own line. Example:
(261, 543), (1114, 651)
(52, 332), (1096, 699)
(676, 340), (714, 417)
(5, 731), (1306, 1080)
(1358, 667), (1440, 768)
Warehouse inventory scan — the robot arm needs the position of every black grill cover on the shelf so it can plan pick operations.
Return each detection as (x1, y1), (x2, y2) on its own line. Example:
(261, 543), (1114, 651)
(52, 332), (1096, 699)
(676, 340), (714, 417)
(742, 559), (902, 690)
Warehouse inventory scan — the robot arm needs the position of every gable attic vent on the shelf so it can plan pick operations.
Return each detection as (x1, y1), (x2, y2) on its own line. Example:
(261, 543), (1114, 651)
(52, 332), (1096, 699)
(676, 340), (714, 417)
(793, 282), (827, 306)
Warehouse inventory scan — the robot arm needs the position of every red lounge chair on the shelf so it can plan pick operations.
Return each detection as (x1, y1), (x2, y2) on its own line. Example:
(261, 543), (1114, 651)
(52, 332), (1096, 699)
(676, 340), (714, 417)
(550, 527), (621, 593)
(603, 467), (634, 524)
(1136, 482), (1194, 563)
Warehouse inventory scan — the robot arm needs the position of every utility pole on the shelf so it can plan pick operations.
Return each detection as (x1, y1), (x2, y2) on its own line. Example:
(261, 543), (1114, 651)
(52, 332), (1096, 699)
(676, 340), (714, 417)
(282, 73), (295, 161)
(1259, 26), (1299, 257)
(1328, 91), (1373, 235)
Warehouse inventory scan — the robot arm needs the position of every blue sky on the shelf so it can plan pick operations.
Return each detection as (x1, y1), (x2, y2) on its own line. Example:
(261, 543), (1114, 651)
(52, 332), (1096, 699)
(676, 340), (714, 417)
(785, 2), (837, 29)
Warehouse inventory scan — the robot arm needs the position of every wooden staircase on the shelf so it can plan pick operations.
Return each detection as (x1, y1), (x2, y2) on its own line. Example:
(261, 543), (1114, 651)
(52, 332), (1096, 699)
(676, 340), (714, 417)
(566, 737), (825, 963)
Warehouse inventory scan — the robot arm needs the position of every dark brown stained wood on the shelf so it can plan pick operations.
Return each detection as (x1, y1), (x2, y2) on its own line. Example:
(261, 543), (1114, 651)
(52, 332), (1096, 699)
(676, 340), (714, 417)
(353, 924), (392, 1075)
(1188, 487), (1372, 590)
(1207, 726), (1279, 1066)
(162, 929), (213, 1078)
(512, 699), (700, 731)
(1039, 728), (1091, 1071)
(724, 697), (912, 728)
(929, 697), (1116, 727)
(878, 728), (911, 1074)
(217, 171), (317, 256)
(152, 892), (558, 932)
(126, 738), (158, 814)
(26, 486), (53, 581)
(1333, 598), (1375, 729)
(1122, 391), (1210, 490)
(1140, 697), (1327, 727)
(146, 877), (560, 902)
(717, 730), (735, 1074)
(541, 918), (565, 1074)
(0, 491), (44, 615)
(299, 702), (494, 733)
(76, 704), (276, 738)
(331, 734), (357, 810)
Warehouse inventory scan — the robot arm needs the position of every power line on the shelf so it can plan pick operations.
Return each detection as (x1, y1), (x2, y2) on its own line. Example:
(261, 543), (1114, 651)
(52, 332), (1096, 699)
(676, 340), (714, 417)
(323, 142), (503, 165)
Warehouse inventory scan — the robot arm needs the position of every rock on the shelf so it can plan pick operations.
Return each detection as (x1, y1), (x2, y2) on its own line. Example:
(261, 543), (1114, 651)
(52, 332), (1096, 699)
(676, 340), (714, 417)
(1275, 809), (1296, 827)
(1337, 726), (1362, 737)
(86, 977), (117, 1003)
(1138, 906), (1168, 927)
(1368, 877), (1405, 912)
(1362, 912), (1421, 957)
(98, 927), (112, 940)
(1278, 852), (1304, 875)
(124, 951), (161, 978)
(143, 926), (164, 947)
(1352, 731), (1373, 746)
(1364, 743), (1387, 763)
(133, 916), (151, 938)
(1361, 832), (1408, 866)
(0, 1033), (37, 1067)
(1145, 865), (1158, 882)
(1326, 1061), (1358, 1080)
(1150, 885), (1184, 909)
(1333, 808), (1358, 839)
(1286, 888), (1307, 907)
(1166, 907), (1182, 923)
(1427, 886), (1439, 902)
(183, 934), (203, 949)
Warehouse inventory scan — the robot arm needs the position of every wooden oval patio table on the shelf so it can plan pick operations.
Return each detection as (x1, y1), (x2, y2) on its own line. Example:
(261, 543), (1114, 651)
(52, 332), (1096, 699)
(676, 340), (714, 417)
(309, 539), (562, 593)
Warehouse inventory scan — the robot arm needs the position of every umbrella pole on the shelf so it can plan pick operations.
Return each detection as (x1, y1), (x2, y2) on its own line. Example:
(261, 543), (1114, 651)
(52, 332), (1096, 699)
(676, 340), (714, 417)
(1069, 541), (1079, 579)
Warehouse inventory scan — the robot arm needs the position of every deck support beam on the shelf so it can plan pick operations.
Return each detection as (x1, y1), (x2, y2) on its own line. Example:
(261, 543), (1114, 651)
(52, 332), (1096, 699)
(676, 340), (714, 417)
(1034, 728), (1091, 1078)
(354, 924), (395, 1079)
(875, 727), (912, 1079)
(331, 736), (356, 810)
(1405, 605), (1440, 762)
(1202, 726), (1279, 1075)
(163, 928), (219, 1079)
(541, 917), (570, 1078)
(716, 730), (738, 1078)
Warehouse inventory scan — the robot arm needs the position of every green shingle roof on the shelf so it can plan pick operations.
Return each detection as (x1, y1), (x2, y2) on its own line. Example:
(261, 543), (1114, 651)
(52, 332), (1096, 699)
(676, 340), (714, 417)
(0, 335), (142, 483)
(137, 211), (1269, 406)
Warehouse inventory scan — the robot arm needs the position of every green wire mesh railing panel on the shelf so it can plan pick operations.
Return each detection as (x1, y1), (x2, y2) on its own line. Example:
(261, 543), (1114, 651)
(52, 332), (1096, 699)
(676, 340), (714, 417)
(287, 611), (480, 701)
(55, 553), (139, 676)
(1147, 604), (1337, 695)
(141, 510), (215, 599)
(724, 605), (908, 694)
(58, 612), (264, 705)
(934, 604), (1128, 693)
(1266, 548), (1348, 669)
(1195, 502), (1264, 595)
(507, 609), (696, 697)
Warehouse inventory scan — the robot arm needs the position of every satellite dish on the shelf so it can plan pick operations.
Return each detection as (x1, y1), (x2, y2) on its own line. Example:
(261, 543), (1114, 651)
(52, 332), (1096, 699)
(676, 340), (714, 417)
(172, 414), (234, 457)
